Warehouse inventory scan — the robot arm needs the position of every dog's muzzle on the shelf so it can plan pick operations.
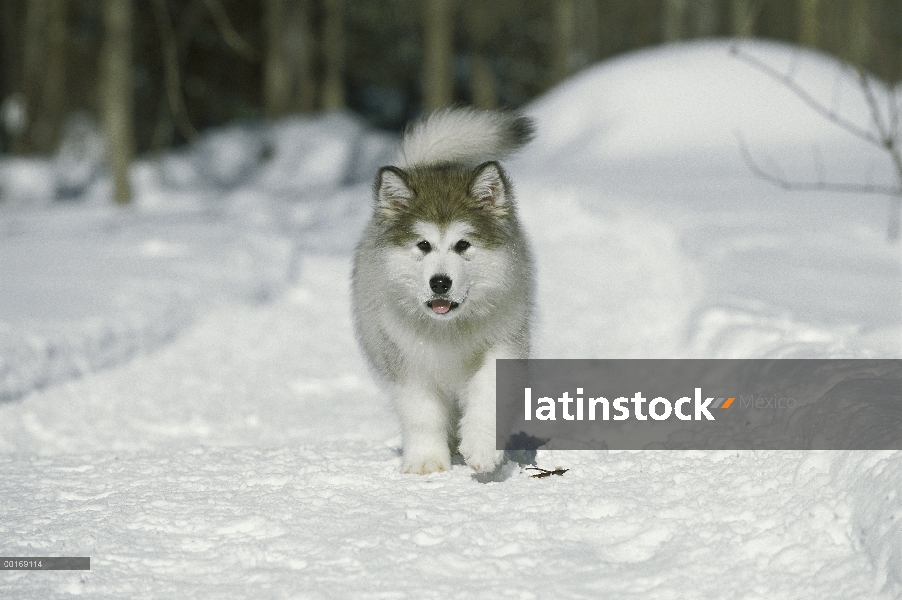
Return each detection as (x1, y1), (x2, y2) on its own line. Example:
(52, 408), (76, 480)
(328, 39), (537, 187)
(427, 275), (459, 314)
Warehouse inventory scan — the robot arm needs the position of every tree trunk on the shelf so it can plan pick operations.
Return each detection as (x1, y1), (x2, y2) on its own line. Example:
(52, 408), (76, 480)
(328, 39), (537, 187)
(320, 0), (346, 110)
(21, 0), (68, 154)
(101, 0), (134, 205)
(846, 0), (871, 69)
(1, 0), (24, 152)
(264, 0), (290, 116)
(0, 3), (16, 100)
(551, 0), (575, 85)
(662, 0), (688, 42)
(41, 0), (68, 148)
(469, 55), (496, 109)
(264, 0), (315, 116)
(421, 0), (455, 110)
(691, 0), (720, 37)
(572, 0), (601, 69)
(463, 0), (497, 109)
(730, 0), (755, 37)
(798, 0), (820, 48)
(22, 0), (49, 153)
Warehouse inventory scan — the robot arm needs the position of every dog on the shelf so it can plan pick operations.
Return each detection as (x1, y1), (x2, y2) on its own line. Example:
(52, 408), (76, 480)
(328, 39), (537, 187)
(352, 107), (536, 474)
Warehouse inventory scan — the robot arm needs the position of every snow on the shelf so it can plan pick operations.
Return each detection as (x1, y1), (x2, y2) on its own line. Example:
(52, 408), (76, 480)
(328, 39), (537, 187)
(3, 450), (898, 598)
(516, 39), (900, 360)
(1, 40), (901, 598)
(0, 202), (294, 403)
(525, 39), (894, 183)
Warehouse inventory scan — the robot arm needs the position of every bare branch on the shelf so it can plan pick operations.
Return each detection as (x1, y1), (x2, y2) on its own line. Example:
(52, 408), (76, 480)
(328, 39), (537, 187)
(736, 132), (900, 196)
(730, 44), (881, 147)
(812, 145), (824, 183)
(857, 68), (890, 143)
(201, 0), (259, 61)
(891, 88), (901, 139)
(526, 467), (569, 479)
(152, 0), (197, 141)
(856, 68), (902, 186)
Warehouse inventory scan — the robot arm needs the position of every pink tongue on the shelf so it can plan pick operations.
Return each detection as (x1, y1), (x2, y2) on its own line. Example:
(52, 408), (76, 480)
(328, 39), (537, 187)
(432, 299), (451, 314)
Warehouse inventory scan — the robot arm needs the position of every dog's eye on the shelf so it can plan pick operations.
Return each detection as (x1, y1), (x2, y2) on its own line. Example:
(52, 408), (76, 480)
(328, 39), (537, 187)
(454, 240), (471, 253)
(416, 240), (431, 252)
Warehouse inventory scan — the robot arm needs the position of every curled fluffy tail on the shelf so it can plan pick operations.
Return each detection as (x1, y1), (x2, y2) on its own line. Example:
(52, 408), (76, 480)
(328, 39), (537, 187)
(397, 107), (535, 168)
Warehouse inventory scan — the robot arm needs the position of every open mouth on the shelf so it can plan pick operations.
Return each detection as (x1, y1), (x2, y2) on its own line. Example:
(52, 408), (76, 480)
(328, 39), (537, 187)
(426, 299), (460, 315)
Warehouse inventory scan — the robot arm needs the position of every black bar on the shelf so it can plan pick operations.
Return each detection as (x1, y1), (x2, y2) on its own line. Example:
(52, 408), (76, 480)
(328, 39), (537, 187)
(1, 558), (90, 570)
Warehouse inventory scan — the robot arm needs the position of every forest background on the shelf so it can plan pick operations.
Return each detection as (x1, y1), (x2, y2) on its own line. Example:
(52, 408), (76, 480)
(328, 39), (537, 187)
(2, 0), (901, 203)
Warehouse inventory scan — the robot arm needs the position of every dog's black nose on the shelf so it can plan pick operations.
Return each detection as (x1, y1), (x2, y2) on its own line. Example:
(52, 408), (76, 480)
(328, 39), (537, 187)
(429, 275), (452, 294)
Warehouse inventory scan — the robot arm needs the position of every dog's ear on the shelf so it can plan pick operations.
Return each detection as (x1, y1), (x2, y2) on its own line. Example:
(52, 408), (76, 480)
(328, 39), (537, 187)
(470, 161), (509, 217)
(375, 166), (413, 217)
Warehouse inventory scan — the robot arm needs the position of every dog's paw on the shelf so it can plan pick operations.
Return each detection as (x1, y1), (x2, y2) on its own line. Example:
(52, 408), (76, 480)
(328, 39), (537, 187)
(402, 452), (451, 475)
(459, 443), (503, 473)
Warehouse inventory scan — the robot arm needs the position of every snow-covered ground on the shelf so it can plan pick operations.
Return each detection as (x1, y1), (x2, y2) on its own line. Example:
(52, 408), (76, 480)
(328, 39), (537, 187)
(1, 40), (901, 598)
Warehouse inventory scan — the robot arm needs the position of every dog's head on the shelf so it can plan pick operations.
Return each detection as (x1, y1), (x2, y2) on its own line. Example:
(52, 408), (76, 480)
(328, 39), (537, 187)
(373, 161), (520, 321)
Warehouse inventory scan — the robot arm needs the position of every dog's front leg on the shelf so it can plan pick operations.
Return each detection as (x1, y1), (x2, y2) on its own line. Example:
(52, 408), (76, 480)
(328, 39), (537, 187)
(458, 346), (511, 473)
(394, 383), (452, 474)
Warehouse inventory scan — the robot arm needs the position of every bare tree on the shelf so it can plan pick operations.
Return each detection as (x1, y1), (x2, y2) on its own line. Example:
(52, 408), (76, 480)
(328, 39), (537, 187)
(321, 0), (346, 110)
(730, 0), (758, 38)
(151, 0), (257, 146)
(463, 0), (498, 109)
(101, 0), (134, 205)
(152, 0), (196, 142)
(264, 0), (316, 116)
(43, 0), (67, 148)
(663, 0), (721, 42)
(550, 0), (575, 85)
(846, 0), (871, 68)
(691, 0), (720, 37)
(732, 43), (902, 240)
(201, 0), (258, 61)
(2, 1), (24, 152)
(572, 0), (601, 70)
(662, 0), (688, 42)
(732, 34), (902, 347)
(421, 0), (455, 110)
(798, 0), (821, 48)
(0, 3), (16, 98)
(21, 0), (68, 154)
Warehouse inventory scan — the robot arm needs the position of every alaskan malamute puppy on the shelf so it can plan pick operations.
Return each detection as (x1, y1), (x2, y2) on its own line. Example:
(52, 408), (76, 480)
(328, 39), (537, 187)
(352, 108), (536, 474)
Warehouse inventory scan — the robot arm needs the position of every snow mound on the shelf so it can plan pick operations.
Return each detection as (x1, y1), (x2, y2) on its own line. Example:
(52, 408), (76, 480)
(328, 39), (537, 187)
(154, 113), (398, 194)
(254, 112), (397, 193)
(53, 114), (106, 199)
(522, 39), (894, 185)
(192, 122), (270, 189)
(513, 39), (900, 359)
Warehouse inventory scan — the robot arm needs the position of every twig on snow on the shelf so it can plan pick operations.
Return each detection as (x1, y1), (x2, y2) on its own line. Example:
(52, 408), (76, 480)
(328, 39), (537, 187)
(526, 467), (569, 479)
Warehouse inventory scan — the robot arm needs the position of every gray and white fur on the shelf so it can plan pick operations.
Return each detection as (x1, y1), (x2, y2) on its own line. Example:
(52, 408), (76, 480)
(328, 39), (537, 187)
(352, 107), (535, 474)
